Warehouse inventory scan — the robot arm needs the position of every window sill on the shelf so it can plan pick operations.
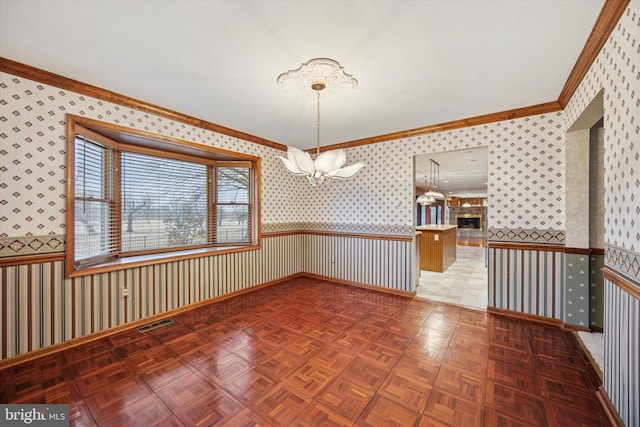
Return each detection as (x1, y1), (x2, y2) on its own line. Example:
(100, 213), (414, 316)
(66, 244), (260, 278)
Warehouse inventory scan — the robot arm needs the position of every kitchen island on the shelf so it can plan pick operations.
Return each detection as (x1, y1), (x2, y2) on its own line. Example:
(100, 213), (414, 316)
(416, 225), (457, 272)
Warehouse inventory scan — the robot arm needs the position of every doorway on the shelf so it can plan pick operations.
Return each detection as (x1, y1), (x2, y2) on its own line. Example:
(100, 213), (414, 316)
(413, 147), (489, 310)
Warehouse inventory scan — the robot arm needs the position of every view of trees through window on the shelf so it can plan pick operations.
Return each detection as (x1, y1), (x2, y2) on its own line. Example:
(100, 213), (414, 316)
(216, 168), (250, 243)
(73, 133), (253, 264)
(121, 151), (209, 252)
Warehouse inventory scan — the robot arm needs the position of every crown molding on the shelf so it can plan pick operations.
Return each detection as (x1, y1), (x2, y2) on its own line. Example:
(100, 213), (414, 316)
(0, 57), (287, 152)
(317, 101), (563, 152)
(557, 0), (630, 108)
(1, 0), (627, 154)
(318, 0), (627, 153)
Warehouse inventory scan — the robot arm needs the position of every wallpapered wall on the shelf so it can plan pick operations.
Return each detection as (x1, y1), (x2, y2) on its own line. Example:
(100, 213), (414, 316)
(302, 114), (566, 238)
(0, 71), (569, 256)
(563, 4), (639, 426)
(0, 74), (305, 244)
(1, 6), (636, 281)
(0, 59), (574, 324)
(564, 4), (639, 259)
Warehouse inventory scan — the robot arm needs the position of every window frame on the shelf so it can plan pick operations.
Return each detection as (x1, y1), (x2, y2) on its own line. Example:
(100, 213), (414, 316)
(65, 115), (261, 278)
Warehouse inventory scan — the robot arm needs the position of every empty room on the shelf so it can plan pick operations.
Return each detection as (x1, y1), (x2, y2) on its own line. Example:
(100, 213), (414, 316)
(0, 1), (638, 426)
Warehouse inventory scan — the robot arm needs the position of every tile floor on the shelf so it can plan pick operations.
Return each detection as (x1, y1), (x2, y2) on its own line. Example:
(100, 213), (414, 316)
(416, 244), (488, 310)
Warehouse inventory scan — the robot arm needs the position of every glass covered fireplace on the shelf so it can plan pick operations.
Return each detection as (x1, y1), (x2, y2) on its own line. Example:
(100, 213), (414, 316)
(457, 214), (482, 230)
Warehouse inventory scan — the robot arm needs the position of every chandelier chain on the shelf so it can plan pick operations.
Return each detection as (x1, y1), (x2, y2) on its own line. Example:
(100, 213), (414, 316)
(316, 89), (321, 157)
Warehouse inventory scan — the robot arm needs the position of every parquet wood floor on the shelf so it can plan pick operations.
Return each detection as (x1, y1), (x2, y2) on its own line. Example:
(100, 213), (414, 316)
(0, 277), (610, 426)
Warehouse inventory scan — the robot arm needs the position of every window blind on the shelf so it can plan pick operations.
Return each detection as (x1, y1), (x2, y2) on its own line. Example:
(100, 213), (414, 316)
(69, 121), (258, 273)
(215, 167), (250, 243)
(121, 151), (208, 251)
(73, 136), (118, 262)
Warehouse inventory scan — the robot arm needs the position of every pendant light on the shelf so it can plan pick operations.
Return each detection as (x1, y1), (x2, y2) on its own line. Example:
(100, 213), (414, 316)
(276, 58), (366, 186)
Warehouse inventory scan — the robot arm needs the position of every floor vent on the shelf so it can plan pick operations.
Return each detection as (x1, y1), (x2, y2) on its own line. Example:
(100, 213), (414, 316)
(137, 318), (174, 333)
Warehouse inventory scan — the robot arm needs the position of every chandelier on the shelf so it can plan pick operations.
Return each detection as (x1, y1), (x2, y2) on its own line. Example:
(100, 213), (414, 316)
(276, 58), (366, 186)
(417, 159), (445, 205)
(416, 175), (436, 205)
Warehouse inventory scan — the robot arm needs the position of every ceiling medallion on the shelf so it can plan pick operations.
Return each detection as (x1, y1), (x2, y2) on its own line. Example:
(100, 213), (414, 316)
(277, 57), (358, 98)
(276, 58), (365, 186)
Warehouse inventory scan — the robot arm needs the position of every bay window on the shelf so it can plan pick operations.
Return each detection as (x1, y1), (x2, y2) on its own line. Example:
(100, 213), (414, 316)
(66, 116), (260, 277)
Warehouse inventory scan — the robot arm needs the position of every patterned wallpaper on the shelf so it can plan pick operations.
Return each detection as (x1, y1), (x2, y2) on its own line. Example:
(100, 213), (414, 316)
(563, 2), (639, 283)
(564, 4), (640, 253)
(0, 73), (305, 248)
(1, 70), (570, 251)
(563, 4), (639, 425)
(1, 4), (636, 267)
(303, 113), (567, 243)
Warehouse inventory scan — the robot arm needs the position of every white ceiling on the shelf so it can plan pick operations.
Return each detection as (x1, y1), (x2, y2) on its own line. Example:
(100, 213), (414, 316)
(416, 147), (489, 198)
(1, 0), (604, 152)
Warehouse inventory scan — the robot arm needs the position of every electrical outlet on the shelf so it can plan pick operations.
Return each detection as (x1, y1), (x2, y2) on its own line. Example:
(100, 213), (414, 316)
(122, 287), (128, 298)
(434, 234), (439, 241)
(331, 257), (335, 263)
